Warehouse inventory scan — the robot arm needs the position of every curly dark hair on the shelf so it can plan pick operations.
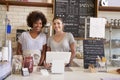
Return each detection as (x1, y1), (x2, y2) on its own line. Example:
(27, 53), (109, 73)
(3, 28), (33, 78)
(27, 11), (47, 28)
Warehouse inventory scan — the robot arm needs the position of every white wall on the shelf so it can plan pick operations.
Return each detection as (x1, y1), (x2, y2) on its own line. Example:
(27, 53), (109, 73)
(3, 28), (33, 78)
(108, 0), (120, 6)
(98, 11), (120, 21)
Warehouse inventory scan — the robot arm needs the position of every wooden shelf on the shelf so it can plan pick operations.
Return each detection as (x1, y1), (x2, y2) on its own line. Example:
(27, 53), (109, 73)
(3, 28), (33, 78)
(99, 6), (120, 12)
(0, 1), (53, 11)
(105, 25), (120, 29)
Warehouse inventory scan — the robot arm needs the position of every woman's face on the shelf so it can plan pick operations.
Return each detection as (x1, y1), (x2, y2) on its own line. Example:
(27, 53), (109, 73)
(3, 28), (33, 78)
(32, 19), (42, 32)
(53, 19), (63, 32)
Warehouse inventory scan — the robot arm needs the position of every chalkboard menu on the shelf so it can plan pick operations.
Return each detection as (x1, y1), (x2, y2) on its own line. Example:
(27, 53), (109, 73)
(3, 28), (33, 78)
(54, 0), (97, 38)
(83, 40), (104, 69)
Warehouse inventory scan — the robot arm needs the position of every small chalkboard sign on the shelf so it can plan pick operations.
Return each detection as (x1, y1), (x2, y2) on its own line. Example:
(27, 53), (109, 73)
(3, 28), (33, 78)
(83, 40), (104, 69)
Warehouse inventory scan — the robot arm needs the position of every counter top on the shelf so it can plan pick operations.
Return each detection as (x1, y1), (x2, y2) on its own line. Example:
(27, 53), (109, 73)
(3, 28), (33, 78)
(0, 62), (11, 80)
(5, 59), (120, 80)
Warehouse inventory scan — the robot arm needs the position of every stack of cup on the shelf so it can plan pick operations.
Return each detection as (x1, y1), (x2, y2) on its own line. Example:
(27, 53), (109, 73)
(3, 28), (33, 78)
(2, 47), (8, 61)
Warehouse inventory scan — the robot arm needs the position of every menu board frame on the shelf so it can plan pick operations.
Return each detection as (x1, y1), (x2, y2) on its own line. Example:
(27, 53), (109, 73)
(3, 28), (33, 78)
(54, 0), (98, 38)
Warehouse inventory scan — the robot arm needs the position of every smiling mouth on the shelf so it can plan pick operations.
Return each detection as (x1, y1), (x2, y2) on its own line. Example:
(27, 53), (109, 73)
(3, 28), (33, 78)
(33, 27), (41, 31)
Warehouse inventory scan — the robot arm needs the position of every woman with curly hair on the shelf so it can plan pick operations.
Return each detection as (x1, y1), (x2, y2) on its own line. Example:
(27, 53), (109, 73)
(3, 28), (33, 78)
(17, 11), (47, 66)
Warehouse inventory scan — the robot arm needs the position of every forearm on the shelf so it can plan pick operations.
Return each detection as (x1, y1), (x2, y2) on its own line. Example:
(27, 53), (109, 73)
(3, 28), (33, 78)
(39, 54), (45, 65)
(70, 43), (76, 63)
(70, 51), (75, 63)
(38, 44), (47, 65)
(17, 50), (22, 55)
(17, 42), (23, 55)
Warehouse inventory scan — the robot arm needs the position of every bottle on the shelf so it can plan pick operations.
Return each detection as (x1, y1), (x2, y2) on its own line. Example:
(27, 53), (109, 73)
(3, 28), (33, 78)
(23, 56), (33, 73)
(7, 20), (11, 34)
